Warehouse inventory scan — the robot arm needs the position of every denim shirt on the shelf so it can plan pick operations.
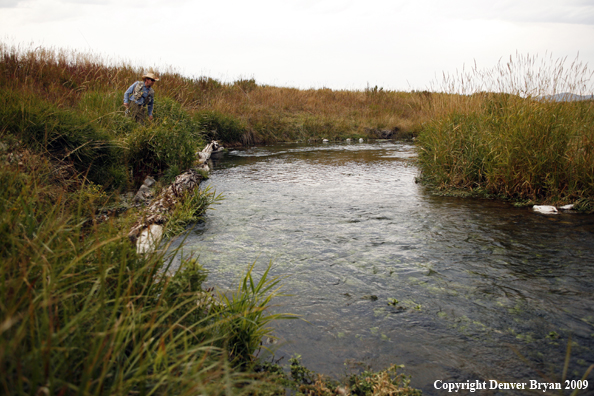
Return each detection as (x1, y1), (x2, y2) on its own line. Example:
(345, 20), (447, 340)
(124, 81), (154, 116)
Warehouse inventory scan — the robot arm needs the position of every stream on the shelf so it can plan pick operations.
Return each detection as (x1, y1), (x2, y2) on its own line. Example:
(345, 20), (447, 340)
(172, 141), (594, 395)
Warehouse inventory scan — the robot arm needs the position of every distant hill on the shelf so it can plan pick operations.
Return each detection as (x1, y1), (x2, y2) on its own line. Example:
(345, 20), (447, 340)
(539, 93), (594, 102)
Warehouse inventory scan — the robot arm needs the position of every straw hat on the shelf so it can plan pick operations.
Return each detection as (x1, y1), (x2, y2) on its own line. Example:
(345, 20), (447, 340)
(142, 68), (160, 81)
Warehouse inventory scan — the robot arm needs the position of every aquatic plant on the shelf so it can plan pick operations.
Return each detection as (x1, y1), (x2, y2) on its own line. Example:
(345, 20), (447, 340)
(347, 364), (422, 396)
(254, 355), (423, 396)
(511, 337), (594, 396)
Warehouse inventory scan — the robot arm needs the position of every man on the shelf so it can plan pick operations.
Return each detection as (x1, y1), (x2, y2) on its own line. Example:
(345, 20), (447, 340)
(123, 69), (159, 124)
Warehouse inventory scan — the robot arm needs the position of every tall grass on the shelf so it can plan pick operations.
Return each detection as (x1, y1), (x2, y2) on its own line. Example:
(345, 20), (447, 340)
(0, 42), (429, 149)
(0, 158), (292, 394)
(418, 54), (594, 208)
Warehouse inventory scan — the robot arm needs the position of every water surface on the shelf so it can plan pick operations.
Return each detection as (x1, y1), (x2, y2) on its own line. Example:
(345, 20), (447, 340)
(174, 141), (594, 394)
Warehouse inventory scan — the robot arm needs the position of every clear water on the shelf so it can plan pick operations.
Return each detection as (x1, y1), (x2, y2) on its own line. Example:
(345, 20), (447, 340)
(172, 141), (594, 394)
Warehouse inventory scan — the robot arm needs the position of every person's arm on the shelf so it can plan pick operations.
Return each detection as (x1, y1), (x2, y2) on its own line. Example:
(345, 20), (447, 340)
(123, 82), (137, 107)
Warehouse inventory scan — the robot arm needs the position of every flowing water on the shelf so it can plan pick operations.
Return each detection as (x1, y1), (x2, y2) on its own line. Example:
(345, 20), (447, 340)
(172, 141), (594, 394)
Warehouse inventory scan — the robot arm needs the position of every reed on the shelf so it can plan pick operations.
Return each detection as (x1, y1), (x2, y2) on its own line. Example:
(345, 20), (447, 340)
(417, 54), (594, 208)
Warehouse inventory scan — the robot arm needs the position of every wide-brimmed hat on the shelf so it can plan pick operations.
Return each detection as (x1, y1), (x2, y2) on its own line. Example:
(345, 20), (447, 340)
(142, 69), (160, 81)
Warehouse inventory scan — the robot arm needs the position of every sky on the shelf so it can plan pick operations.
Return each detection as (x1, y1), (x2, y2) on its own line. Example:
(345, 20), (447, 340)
(1, 0), (594, 92)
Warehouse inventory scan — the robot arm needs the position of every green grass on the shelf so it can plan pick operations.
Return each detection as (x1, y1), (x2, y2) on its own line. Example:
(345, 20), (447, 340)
(417, 55), (594, 209)
(165, 184), (222, 238)
(0, 160), (296, 395)
(214, 262), (296, 365)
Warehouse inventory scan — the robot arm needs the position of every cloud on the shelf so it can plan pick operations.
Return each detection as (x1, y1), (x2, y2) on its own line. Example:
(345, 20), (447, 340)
(59, 0), (111, 4)
(430, 0), (594, 26)
(0, 0), (21, 7)
(292, 0), (353, 15)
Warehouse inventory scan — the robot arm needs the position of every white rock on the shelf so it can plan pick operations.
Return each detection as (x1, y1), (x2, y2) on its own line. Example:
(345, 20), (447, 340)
(559, 204), (574, 210)
(359, 138), (364, 143)
(322, 139), (329, 143)
(197, 140), (220, 163)
(136, 224), (163, 254)
(533, 205), (558, 214)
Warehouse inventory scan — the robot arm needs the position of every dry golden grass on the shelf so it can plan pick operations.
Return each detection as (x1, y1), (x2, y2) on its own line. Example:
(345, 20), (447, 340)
(0, 42), (432, 144)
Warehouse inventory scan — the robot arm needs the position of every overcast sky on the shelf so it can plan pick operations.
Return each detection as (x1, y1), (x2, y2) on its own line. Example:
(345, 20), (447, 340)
(1, 0), (593, 92)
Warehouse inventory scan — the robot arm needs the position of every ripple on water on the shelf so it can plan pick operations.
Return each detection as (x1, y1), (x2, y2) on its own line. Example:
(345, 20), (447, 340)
(176, 141), (594, 395)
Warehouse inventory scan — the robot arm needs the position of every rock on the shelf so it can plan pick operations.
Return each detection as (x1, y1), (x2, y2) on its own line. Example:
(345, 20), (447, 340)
(211, 145), (226, 157)
(196, 162), (210, 172)
(197, 140), (222, 164)
(533, 205), (558, 214)
(322, 139), (329, 143)
(136, 224), (163, 254)
(559, 204), (575, 210)
(129, 141), (214, 254)
(346, 138), (352, 142)
(359, 138), (364, 143)
(197, 151), (210, 163)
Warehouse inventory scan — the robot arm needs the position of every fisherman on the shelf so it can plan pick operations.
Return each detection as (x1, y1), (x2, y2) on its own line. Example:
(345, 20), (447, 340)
(123, 69), (159, 124)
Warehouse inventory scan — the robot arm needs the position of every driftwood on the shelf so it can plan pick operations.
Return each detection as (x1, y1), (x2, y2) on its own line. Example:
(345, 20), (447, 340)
(197, 141), (222, 169)
(128, 141), (221, 254)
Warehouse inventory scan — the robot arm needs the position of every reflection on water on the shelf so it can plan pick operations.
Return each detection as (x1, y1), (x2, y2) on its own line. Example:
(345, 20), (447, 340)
(174, 141), (594, 395)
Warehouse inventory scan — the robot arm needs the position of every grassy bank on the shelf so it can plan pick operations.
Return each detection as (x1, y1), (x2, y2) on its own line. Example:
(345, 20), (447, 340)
(417, 54), (594, 209)
(0, 154), (274, 394)
(0, 42), (428, 151)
